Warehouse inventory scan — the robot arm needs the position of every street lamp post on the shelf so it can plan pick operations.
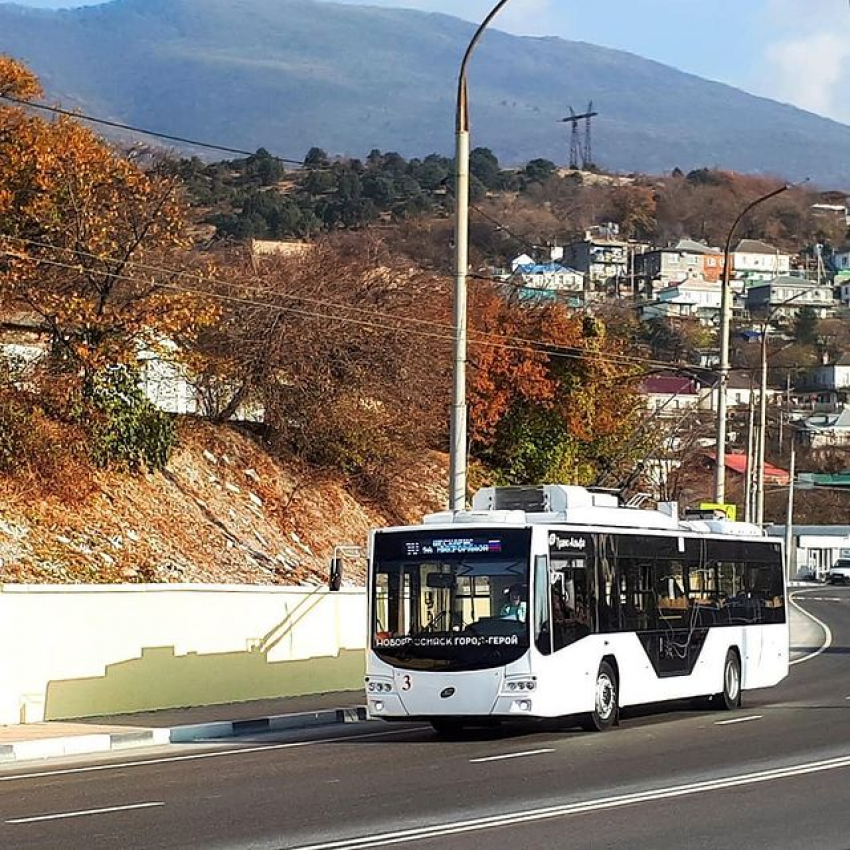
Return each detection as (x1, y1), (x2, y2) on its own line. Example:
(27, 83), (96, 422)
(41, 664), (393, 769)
(754, 288), (808, 525)
(713, 184), (789, 504)
(449, 0), (512, 512)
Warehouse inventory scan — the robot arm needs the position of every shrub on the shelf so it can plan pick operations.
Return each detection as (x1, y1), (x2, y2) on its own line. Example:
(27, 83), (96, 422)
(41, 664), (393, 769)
(83, 366), (177, 472)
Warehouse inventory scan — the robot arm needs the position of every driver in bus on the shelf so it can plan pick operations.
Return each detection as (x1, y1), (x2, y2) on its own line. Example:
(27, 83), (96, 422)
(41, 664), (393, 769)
(500, 585), (527, 622)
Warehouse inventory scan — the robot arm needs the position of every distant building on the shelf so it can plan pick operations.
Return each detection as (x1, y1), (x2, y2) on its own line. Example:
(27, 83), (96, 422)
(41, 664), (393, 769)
(250, 239), (313, 261)
(634, 239), (724, 294)
(507, 262), (585, 302)
(707, 451), (789, 486)
(699, 371), (779, 410)
(562, 226), (632, 291)
(732, 239), (791, 284)
(639, 278), (722, 324)
(0, 311), (49, 371)
(809, 353), (850, 393)
(640, 374), (701, 416)
(746, 277), (836, 320)
(799, 406), (850, 447)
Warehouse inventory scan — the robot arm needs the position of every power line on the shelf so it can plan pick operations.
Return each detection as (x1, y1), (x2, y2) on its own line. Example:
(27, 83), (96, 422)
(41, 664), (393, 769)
(2, 234), (697, 374)
(0, 93), (307, 165)
(0, 243), (691, 376)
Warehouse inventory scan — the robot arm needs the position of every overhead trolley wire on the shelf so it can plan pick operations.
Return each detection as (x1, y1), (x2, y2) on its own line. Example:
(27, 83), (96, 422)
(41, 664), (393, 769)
(1, 234), (705, 376)
(0, 93), (307, 165)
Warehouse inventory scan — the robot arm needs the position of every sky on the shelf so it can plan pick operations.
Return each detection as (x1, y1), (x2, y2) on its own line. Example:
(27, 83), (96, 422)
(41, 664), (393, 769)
(13, 0), (850, 124)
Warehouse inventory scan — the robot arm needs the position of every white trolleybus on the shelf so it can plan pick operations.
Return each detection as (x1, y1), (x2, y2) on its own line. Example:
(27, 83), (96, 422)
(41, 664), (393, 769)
(365, 484), (788, 735)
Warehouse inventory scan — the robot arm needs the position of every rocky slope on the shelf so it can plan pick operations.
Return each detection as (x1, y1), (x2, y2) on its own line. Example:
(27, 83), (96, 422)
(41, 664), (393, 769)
(0, 419), (448, 585)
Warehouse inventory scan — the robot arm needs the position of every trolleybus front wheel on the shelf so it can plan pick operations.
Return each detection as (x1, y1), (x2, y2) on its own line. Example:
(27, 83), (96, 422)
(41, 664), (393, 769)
(581, 660), (618, 732)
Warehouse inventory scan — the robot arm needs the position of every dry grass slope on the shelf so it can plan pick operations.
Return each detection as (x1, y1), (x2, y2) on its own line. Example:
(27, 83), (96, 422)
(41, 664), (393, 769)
(0, 419), (448, 585)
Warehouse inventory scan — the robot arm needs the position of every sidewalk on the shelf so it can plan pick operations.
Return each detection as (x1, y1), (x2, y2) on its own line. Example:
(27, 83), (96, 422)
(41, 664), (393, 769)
(0, 691), (367, 765)
(0, 598), (829, 766)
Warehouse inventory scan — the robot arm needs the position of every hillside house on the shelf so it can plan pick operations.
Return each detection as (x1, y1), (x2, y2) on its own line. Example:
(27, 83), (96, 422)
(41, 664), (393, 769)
(698, 371), (779, 411)
(732, 240), (791, 284)
(562, 228), (630, 291)
(634, 239), (723, 292)
(705, 451), (789, 486)
(808, 353), (850, 393)
(799, 406), (850, 447)
(746, 277), (836, 320)
(639, 278), (722, 324)
(507, 262), (585, 301)
(640, 374), (701, 416)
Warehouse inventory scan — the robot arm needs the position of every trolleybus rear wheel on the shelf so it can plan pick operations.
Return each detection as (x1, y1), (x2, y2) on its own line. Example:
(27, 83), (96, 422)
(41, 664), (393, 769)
(718, 649), (742, 711)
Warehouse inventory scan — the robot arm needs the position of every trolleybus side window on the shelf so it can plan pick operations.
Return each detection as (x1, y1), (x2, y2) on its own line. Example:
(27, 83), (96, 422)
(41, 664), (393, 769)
(656, 558), (688, 628)
(550, 554), (592, 651)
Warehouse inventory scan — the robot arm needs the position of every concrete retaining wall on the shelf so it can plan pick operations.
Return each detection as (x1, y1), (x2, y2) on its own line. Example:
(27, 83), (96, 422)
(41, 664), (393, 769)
(0, 584), (367, 725)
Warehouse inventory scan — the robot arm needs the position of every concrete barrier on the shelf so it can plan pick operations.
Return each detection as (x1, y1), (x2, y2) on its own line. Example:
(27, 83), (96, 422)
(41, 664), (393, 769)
(0, 583), (367, 725)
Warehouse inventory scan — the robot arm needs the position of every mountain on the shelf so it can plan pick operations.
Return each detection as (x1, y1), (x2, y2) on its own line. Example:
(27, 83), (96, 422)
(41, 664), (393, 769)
(1, 0), (849, 186)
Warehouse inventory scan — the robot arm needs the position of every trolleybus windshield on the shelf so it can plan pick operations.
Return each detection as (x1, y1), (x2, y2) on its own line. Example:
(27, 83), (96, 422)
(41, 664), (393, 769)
(372, 528), (532, 671)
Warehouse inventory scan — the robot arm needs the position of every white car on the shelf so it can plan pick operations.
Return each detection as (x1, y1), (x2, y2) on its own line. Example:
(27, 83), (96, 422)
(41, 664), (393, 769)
(827, 559), (850, 585)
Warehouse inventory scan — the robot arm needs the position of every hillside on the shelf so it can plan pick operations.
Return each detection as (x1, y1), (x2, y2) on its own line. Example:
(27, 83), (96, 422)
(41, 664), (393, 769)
(0, 419), (448, 585)
(1, 0), (850, 184)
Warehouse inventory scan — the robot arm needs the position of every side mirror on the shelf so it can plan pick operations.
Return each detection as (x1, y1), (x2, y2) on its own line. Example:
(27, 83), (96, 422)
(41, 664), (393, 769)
(328, 557), (343, 592)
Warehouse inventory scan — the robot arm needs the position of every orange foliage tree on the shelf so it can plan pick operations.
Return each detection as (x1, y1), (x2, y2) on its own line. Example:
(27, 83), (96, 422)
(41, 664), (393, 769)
(0, 56), (216, 376)
(468, 290), (647, 486)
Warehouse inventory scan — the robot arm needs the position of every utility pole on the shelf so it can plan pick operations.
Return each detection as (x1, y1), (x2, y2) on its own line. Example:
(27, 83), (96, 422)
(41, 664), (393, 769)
(449, 0), (512, 511)
(714, 184), (789, 504)
(784, 433), (796, 582)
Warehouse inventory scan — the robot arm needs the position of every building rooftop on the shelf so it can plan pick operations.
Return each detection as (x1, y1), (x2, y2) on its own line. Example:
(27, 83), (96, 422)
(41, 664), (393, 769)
(735, 239), (784, 255)
(641, 375), (698, 395)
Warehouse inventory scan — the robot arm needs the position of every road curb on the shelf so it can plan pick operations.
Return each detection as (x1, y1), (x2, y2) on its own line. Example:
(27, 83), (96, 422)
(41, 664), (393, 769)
(0, 727), (171, 765)
(169, 706), (369, 743)
(0, 706), (369, 765)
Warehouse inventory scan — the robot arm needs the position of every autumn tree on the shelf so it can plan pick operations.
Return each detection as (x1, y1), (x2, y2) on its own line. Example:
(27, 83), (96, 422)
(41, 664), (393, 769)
(467, 290), (648, 486)
(0, 57), (217, 471)
(190, 235), (453, 499)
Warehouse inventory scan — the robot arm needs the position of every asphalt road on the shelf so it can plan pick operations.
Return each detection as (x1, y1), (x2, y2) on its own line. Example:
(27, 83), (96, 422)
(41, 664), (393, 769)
(1, 587), (848, 850)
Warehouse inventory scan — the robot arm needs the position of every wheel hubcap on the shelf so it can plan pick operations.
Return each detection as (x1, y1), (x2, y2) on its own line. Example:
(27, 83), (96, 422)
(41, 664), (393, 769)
(596, 673), (615, 719)
(726, 661), (740, 701)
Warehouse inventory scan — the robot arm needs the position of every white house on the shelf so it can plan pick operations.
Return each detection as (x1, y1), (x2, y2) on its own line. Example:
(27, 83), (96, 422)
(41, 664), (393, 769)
(508, 262), (585, 297)
(809, 354), (850, 392)
(800, 406), (850, 447)
(746, 277), (836, 320)
(640, 375), (701, 416)
(733, 239), (791, 283)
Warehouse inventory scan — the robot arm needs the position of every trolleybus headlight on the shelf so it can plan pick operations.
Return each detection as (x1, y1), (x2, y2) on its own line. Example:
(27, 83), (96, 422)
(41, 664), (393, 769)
(504, 677), (536, 693)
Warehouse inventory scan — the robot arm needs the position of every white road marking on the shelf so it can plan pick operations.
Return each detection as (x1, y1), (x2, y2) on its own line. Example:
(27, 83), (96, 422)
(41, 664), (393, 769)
(798, 597), (844, 602)
(7, 801), (164, 824)
(0, 726), (423, 783)
(789, 590), (834, 666)
(470, 748), (554, 763)
(285, 753), (850, 850)
(715, 715), (762, 726)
